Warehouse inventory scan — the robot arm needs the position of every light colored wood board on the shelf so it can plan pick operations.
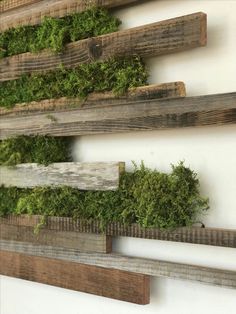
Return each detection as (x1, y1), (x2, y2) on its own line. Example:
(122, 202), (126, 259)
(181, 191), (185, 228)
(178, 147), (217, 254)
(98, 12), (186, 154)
(0, 12), (207, 82)
(1, 215), (236, 248)
(0, 162), (125, 190)
(1, 240), (236, 289)
(0, 0), (143, 28)
(1, 92), (235, 139)
(0, 250), (150, 304)
(0, 82), (186, 116)
(0, 224), (112, 253)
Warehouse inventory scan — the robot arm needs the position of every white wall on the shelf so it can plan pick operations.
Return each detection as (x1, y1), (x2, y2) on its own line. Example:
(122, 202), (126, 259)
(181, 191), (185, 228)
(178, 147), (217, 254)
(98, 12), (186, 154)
(1, 1), (236, 313)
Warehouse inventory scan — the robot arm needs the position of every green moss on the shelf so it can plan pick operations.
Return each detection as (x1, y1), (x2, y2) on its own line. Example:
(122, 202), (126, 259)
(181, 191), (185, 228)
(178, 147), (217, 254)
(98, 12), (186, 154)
(0, 7), (121, 58)
(0, 135), (71, 166)
(0, 162), (209, 229)
(0, 56), (148, 108)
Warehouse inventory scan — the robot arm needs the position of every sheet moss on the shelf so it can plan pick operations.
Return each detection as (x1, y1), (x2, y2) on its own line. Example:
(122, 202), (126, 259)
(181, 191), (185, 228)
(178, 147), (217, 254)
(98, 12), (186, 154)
(0, 162), (209, 229)
(0, 7), (121, 58)
(0, 135), (71, 166)
(0, 56), (148, 108)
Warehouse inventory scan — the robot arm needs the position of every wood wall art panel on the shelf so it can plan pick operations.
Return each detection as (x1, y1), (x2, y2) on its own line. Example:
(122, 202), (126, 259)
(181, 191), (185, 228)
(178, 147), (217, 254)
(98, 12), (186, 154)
(1, 215), (235, 248)
(1, 92), (235, 139)
(0, 0), (145, 27)
(0, 162), (125, 190)
(0, 82), (186, 116)
(0, 12), (207, 82)
(1, 240), (236, 289)
(0, 250), (150, 304)
(0, 224), (112, 253)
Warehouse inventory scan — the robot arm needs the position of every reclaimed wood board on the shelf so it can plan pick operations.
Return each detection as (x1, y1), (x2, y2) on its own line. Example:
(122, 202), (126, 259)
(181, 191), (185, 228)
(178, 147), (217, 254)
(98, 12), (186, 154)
(1, 215), (236, 248)
(0, 0), (144, 28)
(0, 249), (150, 304)
(0, 12), (207, 82)
(1, 240), (236, 289)
(0, 224), (112, 253)
(0, 162), (125, 190)
(1, 92), (235, 139)
(0, 82), (186, 116)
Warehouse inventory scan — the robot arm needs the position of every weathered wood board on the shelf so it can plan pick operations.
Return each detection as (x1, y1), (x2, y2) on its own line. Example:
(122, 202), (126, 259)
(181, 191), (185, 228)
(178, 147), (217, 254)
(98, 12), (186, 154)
(1, 92), (235, 140)
(0, 0), (144, 27)
(0, 249), (150, 304)
(0, 162), (125, 190)
(1, 215), (236, 248)
(0, 12), (207, 82)
(1, 240), (236, 289)
(0, 224), (112, 253)
(0, 82), (186, 116)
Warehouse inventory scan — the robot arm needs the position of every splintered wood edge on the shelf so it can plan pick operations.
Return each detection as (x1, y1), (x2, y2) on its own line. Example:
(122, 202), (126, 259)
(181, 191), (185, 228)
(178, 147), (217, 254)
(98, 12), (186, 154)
(1, 240), (235, 289)
(0, 82), (186, 116)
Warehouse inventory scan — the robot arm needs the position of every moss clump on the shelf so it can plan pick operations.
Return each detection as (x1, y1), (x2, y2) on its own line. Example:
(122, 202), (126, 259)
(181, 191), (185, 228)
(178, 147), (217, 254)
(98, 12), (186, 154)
(0, 7), (121, 58)
(0, 56), (148, 108)
(0, 135), (71, 166)
(0, 162), (209, 229)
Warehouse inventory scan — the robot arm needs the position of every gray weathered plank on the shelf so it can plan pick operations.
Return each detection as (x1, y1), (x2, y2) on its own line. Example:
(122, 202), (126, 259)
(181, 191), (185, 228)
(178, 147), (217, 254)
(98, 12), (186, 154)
(0, 224), (112, 253)
(1, 215), (236, 248)
(1, 240), (236, 289)
(0, 162), (125, 190)
(0, 82), (186, 116)
(1, 92), (235, 139)
(0, 12), (207, 82)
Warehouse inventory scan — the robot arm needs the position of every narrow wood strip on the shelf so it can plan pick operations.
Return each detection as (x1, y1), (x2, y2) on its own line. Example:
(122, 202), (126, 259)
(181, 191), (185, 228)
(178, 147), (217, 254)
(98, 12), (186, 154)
(1, 215), (235, 248)
(0, 224), (112, 253)
(0, 162), (125, 190)
(1, 92), (235, 140)
(1, 240), (235, 289)
(0, 249), (150, 304)
(0, 12), (207, 82)
(0, 0), (142, 27)
(0, 82), (186, 116)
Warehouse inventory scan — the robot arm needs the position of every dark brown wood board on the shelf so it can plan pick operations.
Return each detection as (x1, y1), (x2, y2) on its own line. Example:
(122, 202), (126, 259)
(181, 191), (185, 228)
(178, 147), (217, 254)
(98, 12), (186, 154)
(0, 224), (112, 253)
(1, 215), (236, 248)
(0, 12), (207, 82)
(0, 250), (150, 304)
(1, 92), (235, 140)
(0, 82), (186, 116)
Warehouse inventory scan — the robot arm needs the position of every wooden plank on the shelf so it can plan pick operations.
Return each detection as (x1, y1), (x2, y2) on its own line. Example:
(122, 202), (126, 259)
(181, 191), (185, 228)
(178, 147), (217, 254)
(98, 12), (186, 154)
(0, 82), (186, 116)
(0, 0), (143, 28)
(1, 215), (236, 248)
(0, 224), (112, 253)
(1, 92), (235, 140)
(0, 250), (150, 304)
(0, 162), (125, 190)
(0, 12), (207, 82)
(1, 240), (236, 289)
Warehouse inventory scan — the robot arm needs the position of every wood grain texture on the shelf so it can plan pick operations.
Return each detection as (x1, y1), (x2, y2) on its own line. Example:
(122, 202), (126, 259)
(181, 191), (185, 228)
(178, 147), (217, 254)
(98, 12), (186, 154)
(1, 240), (236, 289)
(0, 12), (207, 82)
(0, 249), (150, 304)
(0, 82), (186, 116)
(1, 215), (236, 248)
(0, 224), (112, 253)
(0, 162), (125, 190)
(0, 0), (143, 28)
(1, 92), (235, 140)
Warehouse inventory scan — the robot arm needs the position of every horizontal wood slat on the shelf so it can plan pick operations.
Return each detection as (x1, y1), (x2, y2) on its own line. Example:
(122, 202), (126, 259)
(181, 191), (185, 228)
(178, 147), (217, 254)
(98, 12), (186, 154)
(0, 82), (186, 116)
(1, 92), (235, 139)
(1, 215), (236, 248)
(1, 240), (236, 289)
(0, 162), (125, 190)
(0, 12), (207, 82)
(0, 224), (112, 253)
(0, 0), (143, 27)
(0, 249), (150, 304)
